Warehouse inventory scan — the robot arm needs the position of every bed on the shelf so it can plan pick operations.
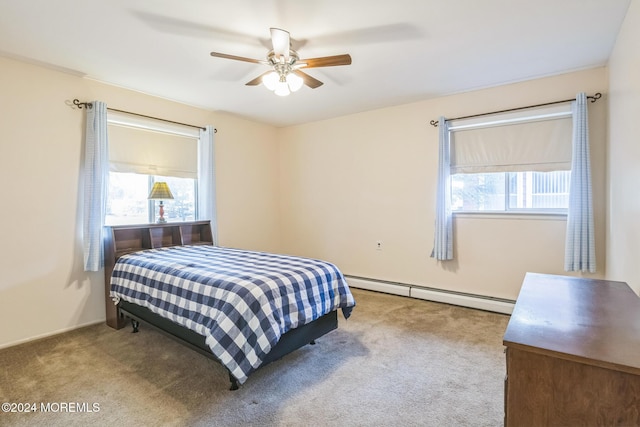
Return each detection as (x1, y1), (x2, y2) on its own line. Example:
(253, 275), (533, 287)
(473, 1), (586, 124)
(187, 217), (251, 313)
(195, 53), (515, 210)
(103, 220), (355, 389)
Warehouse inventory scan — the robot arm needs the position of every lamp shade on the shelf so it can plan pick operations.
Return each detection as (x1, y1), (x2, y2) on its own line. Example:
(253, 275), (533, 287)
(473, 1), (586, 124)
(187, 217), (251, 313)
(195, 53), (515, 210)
(148, 182), (174, 200)
(262, 71), (279, 91)
(274, 79), (291, 96)
(286, 72), (303, 92)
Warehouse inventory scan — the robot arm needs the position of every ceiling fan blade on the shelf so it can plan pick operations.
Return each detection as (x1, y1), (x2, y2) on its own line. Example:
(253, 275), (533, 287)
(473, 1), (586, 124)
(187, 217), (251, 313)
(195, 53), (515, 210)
(298, 54), (352, 68)
(133, 11), (261, 45)
(210, 51), (263, 64)
(270, 28), (290, 61)
(293, 70), (323, 89)
(245, 71), (272, 86)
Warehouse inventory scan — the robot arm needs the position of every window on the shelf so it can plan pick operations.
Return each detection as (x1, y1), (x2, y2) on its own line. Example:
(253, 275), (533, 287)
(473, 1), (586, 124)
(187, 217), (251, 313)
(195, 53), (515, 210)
(452, 170), (570, 212)
(106, 173), (196, 225)
(449, 104), (573, 214)
(105, 172), (148, 225)
(104, 111), (200, 226)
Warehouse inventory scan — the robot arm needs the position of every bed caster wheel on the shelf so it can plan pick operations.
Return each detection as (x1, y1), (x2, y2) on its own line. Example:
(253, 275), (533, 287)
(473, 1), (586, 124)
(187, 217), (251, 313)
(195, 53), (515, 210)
(131, 319), (140, 333)
(228, 371), (239, 391)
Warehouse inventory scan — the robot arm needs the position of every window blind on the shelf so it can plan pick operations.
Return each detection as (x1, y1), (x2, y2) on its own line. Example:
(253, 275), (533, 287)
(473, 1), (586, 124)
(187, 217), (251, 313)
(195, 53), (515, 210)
(107, 111), (199, 179)
(449, 104), (573, 174)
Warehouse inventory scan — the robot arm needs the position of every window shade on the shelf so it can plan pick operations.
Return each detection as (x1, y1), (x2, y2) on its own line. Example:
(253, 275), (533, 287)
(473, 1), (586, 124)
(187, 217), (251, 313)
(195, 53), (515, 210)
(107, 111), (199, 179)
(450, 104), (572, 174)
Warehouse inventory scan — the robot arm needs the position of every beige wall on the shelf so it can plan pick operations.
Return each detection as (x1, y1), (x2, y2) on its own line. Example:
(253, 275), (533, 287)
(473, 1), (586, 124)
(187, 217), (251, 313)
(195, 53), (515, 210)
(278, 68), (608, 300)
(0, 56), (280, 348)
(0, 51), (618, 348)
(607, 0), (640, 294)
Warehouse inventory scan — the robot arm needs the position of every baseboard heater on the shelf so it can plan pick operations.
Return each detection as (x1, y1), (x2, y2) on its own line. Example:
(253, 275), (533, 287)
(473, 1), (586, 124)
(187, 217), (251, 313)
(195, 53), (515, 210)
(345, 275), (514, 315)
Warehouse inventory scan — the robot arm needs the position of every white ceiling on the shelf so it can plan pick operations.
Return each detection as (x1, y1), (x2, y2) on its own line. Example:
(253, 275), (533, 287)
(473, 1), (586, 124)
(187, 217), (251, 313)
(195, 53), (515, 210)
(0, 0), (631, 127)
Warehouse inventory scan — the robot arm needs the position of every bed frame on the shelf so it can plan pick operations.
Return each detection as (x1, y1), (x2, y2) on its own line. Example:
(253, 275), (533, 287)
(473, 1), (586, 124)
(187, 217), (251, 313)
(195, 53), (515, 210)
(103, 220), (338, 390)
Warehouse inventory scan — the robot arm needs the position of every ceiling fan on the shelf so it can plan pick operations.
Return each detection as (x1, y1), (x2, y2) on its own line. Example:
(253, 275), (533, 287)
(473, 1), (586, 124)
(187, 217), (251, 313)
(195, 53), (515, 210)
(210, 28), (352, 96)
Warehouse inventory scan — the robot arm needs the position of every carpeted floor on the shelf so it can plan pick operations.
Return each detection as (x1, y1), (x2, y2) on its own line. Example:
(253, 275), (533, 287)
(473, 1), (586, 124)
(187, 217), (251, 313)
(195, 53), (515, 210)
(0, 288), (510, 426)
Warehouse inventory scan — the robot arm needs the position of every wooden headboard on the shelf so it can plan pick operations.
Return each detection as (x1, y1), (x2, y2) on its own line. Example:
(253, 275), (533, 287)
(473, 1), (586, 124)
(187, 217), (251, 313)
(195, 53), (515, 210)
(103, 220), (213, 329)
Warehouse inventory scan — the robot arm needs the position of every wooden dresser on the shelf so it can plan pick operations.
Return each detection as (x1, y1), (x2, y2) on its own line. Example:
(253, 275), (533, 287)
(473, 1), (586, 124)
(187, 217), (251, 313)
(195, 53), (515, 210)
(503, 273), (640, 426)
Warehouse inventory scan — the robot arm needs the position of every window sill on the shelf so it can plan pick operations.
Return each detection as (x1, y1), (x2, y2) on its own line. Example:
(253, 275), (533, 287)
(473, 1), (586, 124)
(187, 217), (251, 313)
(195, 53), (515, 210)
(453, 211), (567, 221)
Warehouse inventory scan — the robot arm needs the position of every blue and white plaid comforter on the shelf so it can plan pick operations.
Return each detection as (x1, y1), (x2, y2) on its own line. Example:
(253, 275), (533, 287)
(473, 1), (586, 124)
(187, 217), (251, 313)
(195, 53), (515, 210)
(110, 245), (355, 384)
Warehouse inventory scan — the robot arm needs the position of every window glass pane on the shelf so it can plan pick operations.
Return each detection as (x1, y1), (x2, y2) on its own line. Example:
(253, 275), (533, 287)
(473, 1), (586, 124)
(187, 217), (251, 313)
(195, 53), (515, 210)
(105, 172), (196, 225)
(508, 171), (570, 210)
(451, 173), (506, 211)
(153, 175), (196, 222)
(105, 172), (149, 225)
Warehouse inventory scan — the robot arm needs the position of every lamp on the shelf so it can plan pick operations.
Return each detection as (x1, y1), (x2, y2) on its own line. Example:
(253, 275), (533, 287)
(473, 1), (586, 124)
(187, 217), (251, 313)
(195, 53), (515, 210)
(148, 182), (174, 223)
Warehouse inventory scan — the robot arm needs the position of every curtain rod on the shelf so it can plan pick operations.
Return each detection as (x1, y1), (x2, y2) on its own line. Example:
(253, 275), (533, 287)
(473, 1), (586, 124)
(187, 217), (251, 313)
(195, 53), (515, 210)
(429, 92), (602, 127)
(72, 99), (216, 133)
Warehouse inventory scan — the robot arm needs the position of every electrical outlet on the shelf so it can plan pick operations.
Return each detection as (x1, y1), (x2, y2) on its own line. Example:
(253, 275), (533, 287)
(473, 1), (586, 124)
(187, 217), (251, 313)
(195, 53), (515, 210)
(376, 240), (383, 251)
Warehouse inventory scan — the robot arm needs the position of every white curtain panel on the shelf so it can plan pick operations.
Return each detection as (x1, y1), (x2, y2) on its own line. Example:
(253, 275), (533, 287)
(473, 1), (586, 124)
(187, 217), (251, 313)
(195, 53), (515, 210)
(431, 117), (454, 260)
(83, 101), (109, 271)
(564, 93), (596, 272)
(197, 125), (218, 245)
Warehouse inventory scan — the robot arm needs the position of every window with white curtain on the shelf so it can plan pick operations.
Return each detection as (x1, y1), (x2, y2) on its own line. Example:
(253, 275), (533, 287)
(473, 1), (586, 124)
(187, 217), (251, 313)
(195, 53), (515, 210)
(105, 111), (199, 225)
(449, 104), (573, 213)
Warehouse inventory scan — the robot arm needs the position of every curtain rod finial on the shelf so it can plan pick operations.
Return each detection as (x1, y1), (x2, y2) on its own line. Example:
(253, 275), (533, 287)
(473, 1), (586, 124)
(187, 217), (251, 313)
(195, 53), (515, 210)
(72, 99), (93, 109)
(430, 120), (439, 127)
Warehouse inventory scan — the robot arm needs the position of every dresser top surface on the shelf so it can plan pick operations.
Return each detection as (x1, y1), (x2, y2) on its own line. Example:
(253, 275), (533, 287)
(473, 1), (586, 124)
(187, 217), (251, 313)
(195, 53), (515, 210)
(504, 272), (640, 372)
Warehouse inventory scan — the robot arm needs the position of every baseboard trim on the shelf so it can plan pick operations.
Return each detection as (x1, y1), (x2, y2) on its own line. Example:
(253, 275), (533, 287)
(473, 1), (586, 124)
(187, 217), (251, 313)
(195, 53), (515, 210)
(346, 277), (411, 297)
(0, 319), (105, 350)
(1, 276), (514, 350)
(345, 275), (514, 315)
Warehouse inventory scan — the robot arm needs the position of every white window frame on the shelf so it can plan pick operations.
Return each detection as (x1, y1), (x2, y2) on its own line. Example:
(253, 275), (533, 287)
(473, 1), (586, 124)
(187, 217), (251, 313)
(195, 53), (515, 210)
(449, 105), (573, 216)
(105, 112), (201, 225)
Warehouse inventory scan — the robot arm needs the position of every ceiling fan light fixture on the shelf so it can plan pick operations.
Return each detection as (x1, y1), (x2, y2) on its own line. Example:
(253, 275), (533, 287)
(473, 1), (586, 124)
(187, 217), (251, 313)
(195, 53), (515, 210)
(286, 72), (303, 92)
(274, 79), (290, 96)
(262, 71), (279, 91)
